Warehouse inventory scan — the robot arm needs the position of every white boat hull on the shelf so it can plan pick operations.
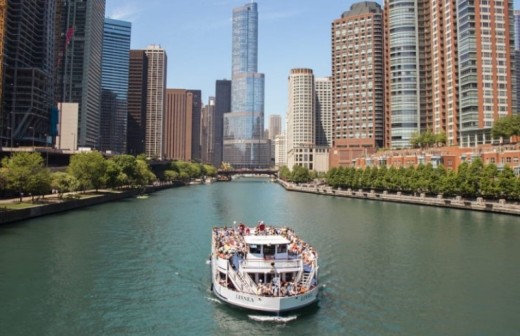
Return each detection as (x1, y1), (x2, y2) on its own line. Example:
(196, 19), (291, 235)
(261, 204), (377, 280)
(212, 281), (318, 313)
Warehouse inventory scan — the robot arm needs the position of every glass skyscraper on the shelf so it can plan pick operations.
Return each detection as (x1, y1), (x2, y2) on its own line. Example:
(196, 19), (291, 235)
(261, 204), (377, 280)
(224, 2), (270, 168)
(100, 18), (131, 154)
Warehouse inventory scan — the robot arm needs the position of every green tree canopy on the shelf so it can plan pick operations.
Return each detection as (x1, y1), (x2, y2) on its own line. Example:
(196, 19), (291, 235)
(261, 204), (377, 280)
(1, 152), (51, 202)
(492, 115), (520, 139)
(68, 151), (107, 192)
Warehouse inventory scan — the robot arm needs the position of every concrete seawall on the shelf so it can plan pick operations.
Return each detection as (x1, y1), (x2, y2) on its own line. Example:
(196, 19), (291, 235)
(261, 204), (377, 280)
(278, 180), (520, 216)
(0, 183), (180, 225)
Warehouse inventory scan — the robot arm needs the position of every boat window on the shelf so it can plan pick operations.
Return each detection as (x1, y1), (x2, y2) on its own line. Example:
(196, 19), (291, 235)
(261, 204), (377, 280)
(249, 244), (261, 254)
(263, 244), (275, 256)
(277, 244), (287, 253)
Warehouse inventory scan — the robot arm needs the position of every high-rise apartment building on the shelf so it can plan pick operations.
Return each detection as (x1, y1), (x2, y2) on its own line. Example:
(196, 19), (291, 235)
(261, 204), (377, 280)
(58, 0), (105, 148)
(127, 50), (148, 155)
(224, 2), (270, 168)
(315, 77), (332, 147)
(268, 115), (282, 141)
(331, 2), (384, 166)
(164, 89), (194, 161)
(202, 97), (216, 164)
(144, 45), (167, 159)
(286, 68), (330, 172)
(2, 0), (57, 147)
(274, 133), (287, 169)
(515, 10), (520, 115)
(215, 79), (231, 168)
(383, 0), (515, 149)
(100, 18), (131, 154)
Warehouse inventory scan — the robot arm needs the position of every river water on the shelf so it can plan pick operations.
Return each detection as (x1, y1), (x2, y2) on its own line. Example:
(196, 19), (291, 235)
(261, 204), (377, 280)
(0, 178), (519, 335)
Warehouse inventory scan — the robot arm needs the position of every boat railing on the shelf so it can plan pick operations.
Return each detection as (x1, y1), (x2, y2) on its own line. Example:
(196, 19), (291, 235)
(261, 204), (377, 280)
(301, 258), (318, 290)
(226, 261), (257, 295)
(240, 258), (302, 270)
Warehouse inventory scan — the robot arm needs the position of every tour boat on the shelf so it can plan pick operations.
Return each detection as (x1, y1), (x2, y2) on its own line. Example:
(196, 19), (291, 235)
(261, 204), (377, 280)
(211, 222), (319, 313)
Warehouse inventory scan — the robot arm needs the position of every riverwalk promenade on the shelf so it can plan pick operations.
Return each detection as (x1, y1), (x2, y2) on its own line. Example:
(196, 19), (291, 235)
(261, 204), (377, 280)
(0, 183), (180, 225)
(278, 180), (520, 216)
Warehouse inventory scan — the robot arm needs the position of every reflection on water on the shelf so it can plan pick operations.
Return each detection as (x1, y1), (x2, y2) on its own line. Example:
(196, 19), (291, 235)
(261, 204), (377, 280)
(0, 179), (519, 335)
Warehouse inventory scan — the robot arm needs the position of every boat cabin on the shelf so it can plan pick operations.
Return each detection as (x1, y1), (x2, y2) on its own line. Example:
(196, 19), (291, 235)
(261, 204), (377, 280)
(243, 235), (290, 260)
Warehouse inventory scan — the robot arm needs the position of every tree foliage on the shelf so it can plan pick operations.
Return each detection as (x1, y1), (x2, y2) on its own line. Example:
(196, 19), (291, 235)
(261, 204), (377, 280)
(492, 115), (520, 139)
(324, 159), (520, 200)
(1, 152), (51, 202)
(68, 151), (107, 192)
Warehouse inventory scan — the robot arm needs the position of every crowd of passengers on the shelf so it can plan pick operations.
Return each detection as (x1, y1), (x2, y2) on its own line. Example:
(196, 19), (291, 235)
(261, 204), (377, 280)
(213, 222), (317, 296)
(213, 222), (317, 263)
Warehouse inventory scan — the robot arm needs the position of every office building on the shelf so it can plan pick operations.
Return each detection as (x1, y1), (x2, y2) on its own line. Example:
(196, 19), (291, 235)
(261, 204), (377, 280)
(127, 50), (148, 155)
(188, 89), (202, 162)
(2, 0), (57, 147)
(201, 97), (216, 164)
(315, 77), (332, 147)
(164, 89), (193, 161)
(224, 2), (270, 168)
(144, 45), (167, 159)
(214, 79), (231, 167)
(58, 0), (105, 148)
(268, 115), (282, 141)
(100, 18), (131, 154)
(274, 133), (287, 169)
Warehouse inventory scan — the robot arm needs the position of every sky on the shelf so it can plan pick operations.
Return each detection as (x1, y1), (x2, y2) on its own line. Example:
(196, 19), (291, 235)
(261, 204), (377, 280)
(105, 0), (369, 128)
(105, 0), (520, 128)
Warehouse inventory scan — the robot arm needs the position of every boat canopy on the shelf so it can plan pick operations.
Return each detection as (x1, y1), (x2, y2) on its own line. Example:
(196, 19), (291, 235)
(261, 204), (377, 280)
(243, 235), (290, 246)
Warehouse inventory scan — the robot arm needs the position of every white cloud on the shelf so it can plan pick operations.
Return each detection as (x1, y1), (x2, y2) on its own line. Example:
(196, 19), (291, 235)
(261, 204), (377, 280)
(107, 3), (142, 22)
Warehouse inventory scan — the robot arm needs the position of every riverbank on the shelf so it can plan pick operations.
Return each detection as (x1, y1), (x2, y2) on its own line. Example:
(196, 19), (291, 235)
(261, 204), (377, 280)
(0, 183), (182, 225)
(278, 180), (520, 216)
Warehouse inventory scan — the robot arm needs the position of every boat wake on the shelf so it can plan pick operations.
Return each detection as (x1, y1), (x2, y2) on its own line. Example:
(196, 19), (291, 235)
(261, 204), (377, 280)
(206, 297), (222, 304)
(248, 315), (298, 323)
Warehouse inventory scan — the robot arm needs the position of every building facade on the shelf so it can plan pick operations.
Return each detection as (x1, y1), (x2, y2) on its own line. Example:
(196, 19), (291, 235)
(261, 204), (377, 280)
(127, 50), (148, 155)
(188, 89), (202, 162)
(2, 0), (58, 147)
(144, 45), (167, 159)
(331, 1), (384, 167)
(201, 97), (216, 164)
(100, 18), (131, 154)
(268, 114), (282, 141)
(274, 133), (287, 169)
(223, 2), (270, 168)
(215, 80), (231, 168)
(515, 10), (520, 115)
(315, 77), (332, 147)
(163, 89), (193, 161)
(58, 0), (105, 148)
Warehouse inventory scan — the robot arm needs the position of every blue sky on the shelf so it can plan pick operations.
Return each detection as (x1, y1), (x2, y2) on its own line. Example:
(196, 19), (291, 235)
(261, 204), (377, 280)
(106, 0), (520, 129)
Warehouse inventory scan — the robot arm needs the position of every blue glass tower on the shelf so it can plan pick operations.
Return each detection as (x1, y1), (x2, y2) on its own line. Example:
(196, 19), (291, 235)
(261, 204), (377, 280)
(224, 2), (270, 168)
(100, 18), (131, 153)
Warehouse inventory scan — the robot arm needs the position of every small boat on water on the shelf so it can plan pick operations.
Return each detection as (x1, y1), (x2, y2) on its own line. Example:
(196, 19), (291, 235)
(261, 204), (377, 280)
(211, 222), (319, 313)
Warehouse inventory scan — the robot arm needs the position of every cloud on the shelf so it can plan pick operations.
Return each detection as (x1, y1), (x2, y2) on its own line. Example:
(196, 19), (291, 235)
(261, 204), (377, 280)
(107, 3), (142, 22)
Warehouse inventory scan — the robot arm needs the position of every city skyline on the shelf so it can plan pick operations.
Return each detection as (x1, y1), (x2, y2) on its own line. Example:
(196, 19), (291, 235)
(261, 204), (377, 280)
(104, 0), (374, 126)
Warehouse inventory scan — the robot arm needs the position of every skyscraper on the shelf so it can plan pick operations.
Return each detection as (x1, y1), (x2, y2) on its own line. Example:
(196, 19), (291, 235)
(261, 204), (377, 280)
(127, 50), (148, 155)
(215, 79), (231, 168)
(188, 89), (202, 162)
(515, 10), (520, 115)
(100, 18), (131, 154)
(2, 0), (57, 147)
(0, 0), (6, 145)
(268, 115), (282, 141)
(315, 77), (332, 147)
(144, 45), (167, 159)
(201, 97), (216, 164)
(224, 2), (270, 168)
(331, 2), (384, 165)
(286, 69), (330, 172)
(58, 0), (105, 148)
(164, 89), (193, 161)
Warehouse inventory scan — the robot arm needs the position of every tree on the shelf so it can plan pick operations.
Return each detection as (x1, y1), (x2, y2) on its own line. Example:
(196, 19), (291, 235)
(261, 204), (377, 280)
(68, 151), (107, 192)
(164, 170), (179, 182)
(291, 165), (312, 184)
(51, 172), (78, 199)
(497, 166), (519, 200)
(492, 115), (520, 139)
(135, 158), (156, 186)
(2, 152), (50, 202)
(204, 164), (217, 177)
(279, 166), (291, 181)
